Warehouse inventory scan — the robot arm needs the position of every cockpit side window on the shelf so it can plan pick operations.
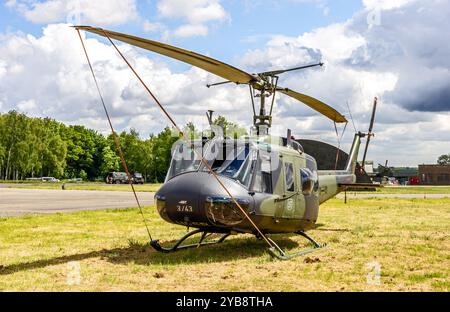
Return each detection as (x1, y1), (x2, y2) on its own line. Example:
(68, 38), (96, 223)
(252, 151), (273, 194)
(305, 156), (319, 193)
(234, 149), (256, 188)
(284, 162), (295, 192)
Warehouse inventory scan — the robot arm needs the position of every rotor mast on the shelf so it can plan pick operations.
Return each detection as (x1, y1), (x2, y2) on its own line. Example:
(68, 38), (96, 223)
(253, 84), (272, 135)
(251, 63), (330, 135)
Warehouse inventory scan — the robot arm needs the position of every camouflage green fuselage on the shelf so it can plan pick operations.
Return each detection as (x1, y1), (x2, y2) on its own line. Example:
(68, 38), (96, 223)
(155, 134), (361, 234)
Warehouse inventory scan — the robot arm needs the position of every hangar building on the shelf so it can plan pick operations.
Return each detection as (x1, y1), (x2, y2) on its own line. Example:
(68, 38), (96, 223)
(419, 164), (450, 185)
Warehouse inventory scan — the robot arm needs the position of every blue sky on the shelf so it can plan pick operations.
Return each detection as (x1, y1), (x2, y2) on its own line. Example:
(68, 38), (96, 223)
(0, 0), (363, 64)
(161, 0), (363, 62)
(0, 0), (449, 166)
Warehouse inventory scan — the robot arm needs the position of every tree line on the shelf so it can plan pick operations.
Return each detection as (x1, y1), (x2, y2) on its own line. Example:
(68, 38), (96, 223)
(0, 111), (180, 182)
(0, 111), (246, 182)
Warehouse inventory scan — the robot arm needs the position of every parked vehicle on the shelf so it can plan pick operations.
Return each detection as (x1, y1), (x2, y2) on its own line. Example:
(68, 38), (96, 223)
(132, 172), (145, 184)
(41, 177), (60, 182)
(105, 172), (128, 184)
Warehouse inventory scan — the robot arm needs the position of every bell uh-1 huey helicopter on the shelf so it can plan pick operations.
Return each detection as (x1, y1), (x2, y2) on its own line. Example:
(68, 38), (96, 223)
(75, 26), (378, 260)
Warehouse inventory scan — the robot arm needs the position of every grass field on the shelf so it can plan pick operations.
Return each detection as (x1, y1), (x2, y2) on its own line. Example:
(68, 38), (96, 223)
(1, 198), (449, 291)
(5, 182), (450, 195)
(4, 183), (162, 192)
(362, 186), (450, 194)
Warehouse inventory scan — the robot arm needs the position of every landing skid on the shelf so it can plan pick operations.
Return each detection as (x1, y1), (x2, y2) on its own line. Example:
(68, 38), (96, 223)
(150, 229), (230, 253)
(267, 231), (325, 260)
(150, 229), (324, 260)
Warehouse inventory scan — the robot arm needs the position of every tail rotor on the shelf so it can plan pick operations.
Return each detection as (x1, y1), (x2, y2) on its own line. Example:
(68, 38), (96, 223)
(361, 97), (378, 168)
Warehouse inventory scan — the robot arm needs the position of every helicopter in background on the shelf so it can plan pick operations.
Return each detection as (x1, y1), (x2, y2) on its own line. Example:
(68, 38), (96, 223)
(76, 26), (379, 260)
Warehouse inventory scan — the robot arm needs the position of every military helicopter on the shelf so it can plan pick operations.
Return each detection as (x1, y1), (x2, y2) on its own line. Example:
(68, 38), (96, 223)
(75, 26), (378, 260)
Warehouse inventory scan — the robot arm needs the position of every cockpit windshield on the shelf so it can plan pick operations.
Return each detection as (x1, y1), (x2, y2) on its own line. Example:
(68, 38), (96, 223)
(201, 140), (255, 188)
(215, 145), (250, 177)
(165, 140), (203, 182)
(166, 138), (275, 193)
(166, 139), (255, 187)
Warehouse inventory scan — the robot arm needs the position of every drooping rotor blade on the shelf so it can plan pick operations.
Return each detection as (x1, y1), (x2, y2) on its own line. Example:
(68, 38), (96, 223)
(277, 88), (348, 123)
(361, 97), (378, 165)
(75, 26), (257, 84)
(260, 62), (324, 77)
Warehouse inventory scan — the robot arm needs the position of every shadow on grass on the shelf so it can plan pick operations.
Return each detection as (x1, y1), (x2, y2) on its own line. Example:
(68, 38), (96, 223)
(314, 223), (351, 232)
(0, 234), (302, 275)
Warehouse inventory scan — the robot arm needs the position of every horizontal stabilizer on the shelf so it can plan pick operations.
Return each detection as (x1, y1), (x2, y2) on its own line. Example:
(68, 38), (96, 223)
(338, 183), (383, 189)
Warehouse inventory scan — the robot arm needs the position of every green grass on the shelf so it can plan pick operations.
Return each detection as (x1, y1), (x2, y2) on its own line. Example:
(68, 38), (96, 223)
(0, 180), (46, 184)
(5, 182), (450, 195)
(1, 198), (449, 291)
(363, 186), (450, 194)
(5, 183), (162, 192)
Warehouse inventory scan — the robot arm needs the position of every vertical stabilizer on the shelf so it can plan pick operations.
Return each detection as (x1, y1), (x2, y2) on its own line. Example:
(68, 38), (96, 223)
(345, 132), (363, 174)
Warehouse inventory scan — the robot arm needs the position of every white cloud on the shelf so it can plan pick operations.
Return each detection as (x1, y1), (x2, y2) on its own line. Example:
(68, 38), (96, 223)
(239, 22), (366, 74)
(6, 0), (139, 26)
(157, 0), (227, 24)
(349, 0), (450, 113)
(157, 0), (228, 38)
(240, 41), (320, 73)
(17, 99), (37, 112)
(173, 24), (208, 38)
(291, 23), (366, 62)
(143, 20), (165, 33)
(6, 0), (228, 37)
(363, 0), (415, 10)
(0, 60), (6, 79)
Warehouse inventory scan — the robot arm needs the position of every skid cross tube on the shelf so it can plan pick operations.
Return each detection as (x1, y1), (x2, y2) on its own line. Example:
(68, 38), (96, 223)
(150, 230), (231, 253)
(267, 231), (325, 260)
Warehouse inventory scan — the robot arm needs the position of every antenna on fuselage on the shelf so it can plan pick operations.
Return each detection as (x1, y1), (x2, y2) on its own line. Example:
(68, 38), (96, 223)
(206, 110), (214, 127)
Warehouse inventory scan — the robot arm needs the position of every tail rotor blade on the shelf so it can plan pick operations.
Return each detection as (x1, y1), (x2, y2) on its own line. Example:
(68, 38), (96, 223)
(361, 97), (378, 166)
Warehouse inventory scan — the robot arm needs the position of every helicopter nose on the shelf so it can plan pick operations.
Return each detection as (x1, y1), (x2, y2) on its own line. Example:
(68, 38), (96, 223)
(155, 171), (252, 227)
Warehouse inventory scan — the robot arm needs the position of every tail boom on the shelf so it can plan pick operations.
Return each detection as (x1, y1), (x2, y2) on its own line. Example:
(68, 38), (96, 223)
(317, 132), (363, 203)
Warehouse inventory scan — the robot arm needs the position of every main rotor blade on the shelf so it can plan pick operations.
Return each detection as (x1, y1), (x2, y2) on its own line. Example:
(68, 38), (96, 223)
(260, 62), (324, 77)
(277, 88), (348, 123)
(75, 26), (257, 84)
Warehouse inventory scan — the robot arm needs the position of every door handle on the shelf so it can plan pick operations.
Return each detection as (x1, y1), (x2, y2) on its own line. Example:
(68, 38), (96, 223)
(274, 192), (300, 203)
